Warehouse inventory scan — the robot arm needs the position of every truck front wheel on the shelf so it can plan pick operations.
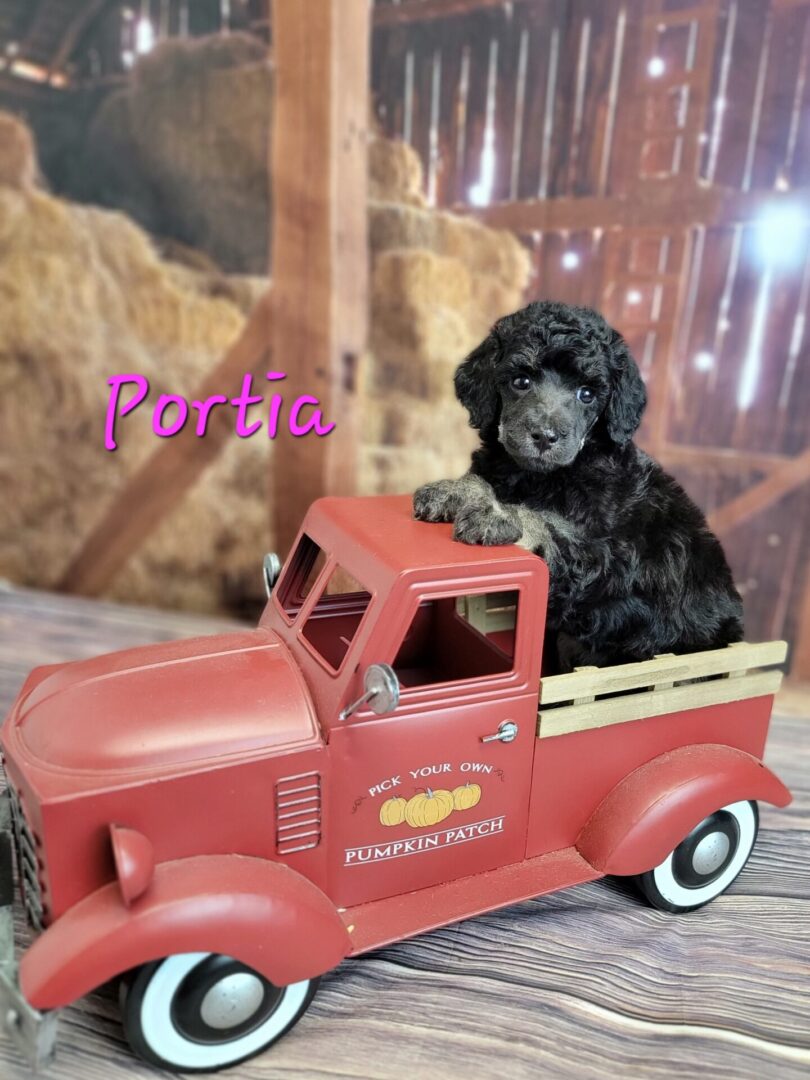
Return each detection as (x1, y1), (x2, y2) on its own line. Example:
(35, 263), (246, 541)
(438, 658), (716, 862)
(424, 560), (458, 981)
(633, 800), (759, 913)
(120, 953), (318, 1072)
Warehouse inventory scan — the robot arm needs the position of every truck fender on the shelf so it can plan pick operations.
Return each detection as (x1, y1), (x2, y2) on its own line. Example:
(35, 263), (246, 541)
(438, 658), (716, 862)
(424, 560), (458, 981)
(577, 744), (792, 877)
(20, 854), (352, 1011)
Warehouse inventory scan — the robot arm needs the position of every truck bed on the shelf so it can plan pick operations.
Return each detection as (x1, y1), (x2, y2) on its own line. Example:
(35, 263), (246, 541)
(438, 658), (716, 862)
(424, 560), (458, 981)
(537, 640), (788, 739)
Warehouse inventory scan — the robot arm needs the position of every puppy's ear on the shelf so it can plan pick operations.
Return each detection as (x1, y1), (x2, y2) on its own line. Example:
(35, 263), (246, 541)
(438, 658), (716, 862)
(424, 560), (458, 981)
(605, 332), (647, 445)
(454, 332), (501, 431)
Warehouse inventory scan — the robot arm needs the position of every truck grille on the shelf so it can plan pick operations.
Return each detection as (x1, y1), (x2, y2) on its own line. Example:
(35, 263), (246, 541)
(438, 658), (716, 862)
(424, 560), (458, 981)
(7, 783), (44, 930)
(275, 771), (322, 855)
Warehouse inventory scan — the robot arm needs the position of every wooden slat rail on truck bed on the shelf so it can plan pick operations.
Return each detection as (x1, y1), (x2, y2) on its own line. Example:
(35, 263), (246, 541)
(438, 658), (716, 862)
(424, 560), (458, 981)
(537, 641), (788, 739)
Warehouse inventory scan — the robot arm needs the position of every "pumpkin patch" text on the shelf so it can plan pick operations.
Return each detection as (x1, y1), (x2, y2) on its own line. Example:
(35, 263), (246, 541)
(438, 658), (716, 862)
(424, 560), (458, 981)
(344, 815), (505, 866)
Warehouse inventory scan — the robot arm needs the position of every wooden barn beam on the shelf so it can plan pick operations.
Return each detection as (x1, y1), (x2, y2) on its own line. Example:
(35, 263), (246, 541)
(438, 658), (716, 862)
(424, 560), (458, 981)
(463, 184), (727, 233)
(374, 0), (511, 26)
(656, 444), (791, 475)
(464, 185), (810, 235)
(270, 0), (369, 558)
(707, 448), (810, 537)
(58, 293), (273, 596)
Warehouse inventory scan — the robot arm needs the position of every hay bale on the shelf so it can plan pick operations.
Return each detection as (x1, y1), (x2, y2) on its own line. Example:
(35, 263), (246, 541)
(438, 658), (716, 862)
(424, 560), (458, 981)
(0, 181), (271, 614)
(363, 393), (476, 452)
(0, 111), (38, 190)
(80, 34), (272, 273)
(368, 138), (426, 206)
(369, 314), (473, 401)
(133, 32), (267, 88)
(372, 249), (472, 314)
(369, 201), (531, 294)
(359, 447), (450, 496)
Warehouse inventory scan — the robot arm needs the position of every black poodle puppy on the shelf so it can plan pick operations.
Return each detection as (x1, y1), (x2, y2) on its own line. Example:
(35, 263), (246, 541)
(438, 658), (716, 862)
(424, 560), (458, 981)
(413, 300), (744, 670)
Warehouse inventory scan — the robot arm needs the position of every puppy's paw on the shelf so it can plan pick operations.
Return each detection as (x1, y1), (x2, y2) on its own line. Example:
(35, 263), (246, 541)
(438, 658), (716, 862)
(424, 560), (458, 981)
(453, 504), (523, 546)
(413, 480), (462, 522)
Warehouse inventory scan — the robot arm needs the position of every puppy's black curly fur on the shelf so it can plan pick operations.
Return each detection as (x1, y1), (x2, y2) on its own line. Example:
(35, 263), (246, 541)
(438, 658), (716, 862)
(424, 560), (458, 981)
(414, 300), (744, 670)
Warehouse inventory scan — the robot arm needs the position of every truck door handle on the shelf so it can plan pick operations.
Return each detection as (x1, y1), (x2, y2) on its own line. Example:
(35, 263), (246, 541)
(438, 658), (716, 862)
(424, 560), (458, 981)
(481, 721), (519, 744)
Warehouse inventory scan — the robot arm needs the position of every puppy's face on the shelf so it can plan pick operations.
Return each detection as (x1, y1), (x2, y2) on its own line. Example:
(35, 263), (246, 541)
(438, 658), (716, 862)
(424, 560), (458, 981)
(454, 301), (647, 470)
(496, 351), (606, 472)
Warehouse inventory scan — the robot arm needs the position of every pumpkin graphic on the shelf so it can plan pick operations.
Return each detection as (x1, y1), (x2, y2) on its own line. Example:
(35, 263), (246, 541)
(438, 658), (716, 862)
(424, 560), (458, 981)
(379, 796), (407, 827)
(452, 782), (482, 811)
(405, 788), (454, 829)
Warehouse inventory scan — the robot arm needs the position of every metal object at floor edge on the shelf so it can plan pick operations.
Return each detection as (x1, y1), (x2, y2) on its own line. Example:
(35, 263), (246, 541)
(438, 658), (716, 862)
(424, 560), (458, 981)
(0, 787), (59, 1072)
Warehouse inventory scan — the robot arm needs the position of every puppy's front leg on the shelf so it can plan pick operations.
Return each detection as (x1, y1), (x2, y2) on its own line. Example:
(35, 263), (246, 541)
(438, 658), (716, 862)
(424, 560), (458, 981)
(413, 473), (496, 524)
(513, 507), (563, 569)
(452, 492), (523, 547)
(455, 504), (563, 558)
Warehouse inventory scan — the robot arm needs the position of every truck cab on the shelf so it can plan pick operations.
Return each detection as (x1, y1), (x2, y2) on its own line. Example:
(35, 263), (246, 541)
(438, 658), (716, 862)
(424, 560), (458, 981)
(263, 495), (548, 907)
(0, 494), (791, 1074)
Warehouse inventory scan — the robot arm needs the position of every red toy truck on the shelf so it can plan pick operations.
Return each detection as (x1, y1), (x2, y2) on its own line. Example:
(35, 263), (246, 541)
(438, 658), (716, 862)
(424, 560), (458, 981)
(0, 495), (791, 1072)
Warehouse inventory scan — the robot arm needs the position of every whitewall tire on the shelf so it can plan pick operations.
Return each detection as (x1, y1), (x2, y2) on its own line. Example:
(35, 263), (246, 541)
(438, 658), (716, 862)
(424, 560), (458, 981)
(634, 800), (759, 913)
(121, 953), (318, 1072)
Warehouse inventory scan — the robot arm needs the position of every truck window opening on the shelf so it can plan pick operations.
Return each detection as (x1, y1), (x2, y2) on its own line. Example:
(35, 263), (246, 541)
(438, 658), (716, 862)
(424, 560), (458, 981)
(276, 534), (327, 619)
(393, 590), (519, 688)
(301, 566), (372, 671)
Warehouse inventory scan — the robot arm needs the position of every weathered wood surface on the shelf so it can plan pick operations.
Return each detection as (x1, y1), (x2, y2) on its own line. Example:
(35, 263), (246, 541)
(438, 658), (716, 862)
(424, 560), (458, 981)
(0, 586), (807, 1080)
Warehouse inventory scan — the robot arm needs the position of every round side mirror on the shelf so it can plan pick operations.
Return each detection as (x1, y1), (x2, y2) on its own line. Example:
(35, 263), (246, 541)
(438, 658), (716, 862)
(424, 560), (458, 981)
(365, 663), (400, 715)
(263, 553), (282, 597)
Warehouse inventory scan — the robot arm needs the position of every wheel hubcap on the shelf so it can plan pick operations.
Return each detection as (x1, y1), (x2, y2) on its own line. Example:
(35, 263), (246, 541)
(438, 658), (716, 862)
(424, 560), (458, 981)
(200, 973), (266, 1030)
(692, 831), (731, 876)
(170, 955), (284, 1044)
(671, 809), (739, 889)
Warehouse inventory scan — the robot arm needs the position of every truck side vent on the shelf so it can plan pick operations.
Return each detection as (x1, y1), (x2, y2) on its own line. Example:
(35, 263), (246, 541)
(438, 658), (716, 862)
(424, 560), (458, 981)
(275, 771), (322, 855)
(8, 784), (45, 930)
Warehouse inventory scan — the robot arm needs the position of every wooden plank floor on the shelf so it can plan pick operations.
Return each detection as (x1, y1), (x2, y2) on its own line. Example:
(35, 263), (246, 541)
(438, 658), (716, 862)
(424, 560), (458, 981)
(0, 585), (807, 1079)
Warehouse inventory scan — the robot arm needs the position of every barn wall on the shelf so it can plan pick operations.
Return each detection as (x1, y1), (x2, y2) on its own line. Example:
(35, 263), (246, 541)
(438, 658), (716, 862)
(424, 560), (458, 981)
(372, 0), (810, 671)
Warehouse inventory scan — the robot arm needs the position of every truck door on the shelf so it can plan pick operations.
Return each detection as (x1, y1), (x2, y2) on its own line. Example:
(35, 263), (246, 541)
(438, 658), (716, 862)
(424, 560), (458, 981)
(329, 581), (539, 907)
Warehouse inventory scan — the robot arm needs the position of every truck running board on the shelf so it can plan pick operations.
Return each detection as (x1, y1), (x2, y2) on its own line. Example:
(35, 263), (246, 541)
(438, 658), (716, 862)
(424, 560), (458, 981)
(343, 847), (601, 956)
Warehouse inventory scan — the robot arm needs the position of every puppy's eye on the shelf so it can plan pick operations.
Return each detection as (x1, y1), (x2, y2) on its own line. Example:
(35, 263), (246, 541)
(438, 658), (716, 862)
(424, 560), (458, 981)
(511, 375), (532, 392)
(577, 386), (595, 404)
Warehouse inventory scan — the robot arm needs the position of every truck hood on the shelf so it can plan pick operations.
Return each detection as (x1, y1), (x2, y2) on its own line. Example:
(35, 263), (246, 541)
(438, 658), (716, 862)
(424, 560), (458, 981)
(6, 628), (320, 774)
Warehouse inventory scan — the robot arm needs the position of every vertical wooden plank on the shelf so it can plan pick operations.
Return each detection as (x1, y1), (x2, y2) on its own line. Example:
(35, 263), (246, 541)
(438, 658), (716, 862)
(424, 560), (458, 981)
(409, 24), (434, 189)
(786, 8), (810, 187)
(461, 9), (495, 201)
(712, 0), (771, 188)
(548, 0), (587, 198)
(434, 19), (465, 206)
(515, 0), (555, 199)
(371, 22), (409, 139)
(576, 0), (620, 196)
(749, 3), (807, 190)
(606, 0), (649, 196)
(270, 0), (369, 557)
(491, 4), (521, 204)
(668, 224), (736, 443)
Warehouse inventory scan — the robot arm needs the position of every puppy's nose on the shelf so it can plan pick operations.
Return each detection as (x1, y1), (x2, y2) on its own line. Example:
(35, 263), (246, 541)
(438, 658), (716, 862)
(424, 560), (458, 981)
(531, 427), (560, 445)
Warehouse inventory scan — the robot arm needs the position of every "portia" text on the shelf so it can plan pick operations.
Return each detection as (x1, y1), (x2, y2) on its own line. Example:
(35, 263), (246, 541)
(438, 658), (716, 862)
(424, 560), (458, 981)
(104, 372), (335, 451)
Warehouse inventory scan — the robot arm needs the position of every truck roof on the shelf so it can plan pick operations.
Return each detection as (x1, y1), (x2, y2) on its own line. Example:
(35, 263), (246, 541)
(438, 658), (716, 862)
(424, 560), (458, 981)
(304, 494), (539, 586)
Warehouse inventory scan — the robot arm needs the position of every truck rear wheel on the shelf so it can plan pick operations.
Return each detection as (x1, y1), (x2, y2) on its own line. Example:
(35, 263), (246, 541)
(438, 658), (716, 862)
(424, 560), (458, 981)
(120, 952), (318, 1072)
(633, 800), (759, 913)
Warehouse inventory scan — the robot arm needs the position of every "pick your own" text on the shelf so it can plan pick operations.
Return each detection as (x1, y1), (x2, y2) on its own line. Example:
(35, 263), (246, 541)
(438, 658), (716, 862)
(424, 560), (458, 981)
(104, 372), (335, 451)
